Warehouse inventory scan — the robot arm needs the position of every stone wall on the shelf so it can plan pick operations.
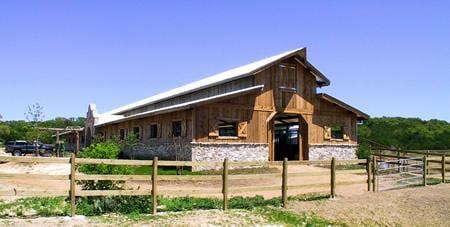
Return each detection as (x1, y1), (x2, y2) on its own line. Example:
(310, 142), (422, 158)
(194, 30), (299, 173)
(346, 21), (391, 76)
(191, 143), (269, 171)
(120, 142), (192, 161)
(308, 144), (358, 160)
(119, 142), (269, 171)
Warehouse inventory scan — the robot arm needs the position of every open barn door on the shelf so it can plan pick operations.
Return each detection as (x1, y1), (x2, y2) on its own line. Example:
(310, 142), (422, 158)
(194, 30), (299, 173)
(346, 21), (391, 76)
(273, 114), (308, 161)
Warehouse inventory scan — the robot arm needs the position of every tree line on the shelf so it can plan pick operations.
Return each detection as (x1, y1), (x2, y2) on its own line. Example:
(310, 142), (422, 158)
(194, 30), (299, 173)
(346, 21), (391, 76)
(358, 117), (450, 158)
(0, 117), (85, 144)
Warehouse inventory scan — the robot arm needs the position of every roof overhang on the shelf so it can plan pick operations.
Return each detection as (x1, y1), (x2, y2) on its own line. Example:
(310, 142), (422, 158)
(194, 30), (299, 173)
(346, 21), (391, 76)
(318, 93), (369, 120)
(96, 85), (265, 127)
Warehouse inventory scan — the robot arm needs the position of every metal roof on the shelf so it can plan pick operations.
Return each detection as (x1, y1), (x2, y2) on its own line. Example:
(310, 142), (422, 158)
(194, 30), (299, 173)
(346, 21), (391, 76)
(103, 47), (330, 116)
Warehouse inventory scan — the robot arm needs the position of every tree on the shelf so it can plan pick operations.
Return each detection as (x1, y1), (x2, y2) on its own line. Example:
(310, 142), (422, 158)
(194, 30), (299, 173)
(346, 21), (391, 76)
(24, 103), (45, 156)
(357, 117), (450, 158)
(25, 103), (45, 122)
(0, 125), (10, 143)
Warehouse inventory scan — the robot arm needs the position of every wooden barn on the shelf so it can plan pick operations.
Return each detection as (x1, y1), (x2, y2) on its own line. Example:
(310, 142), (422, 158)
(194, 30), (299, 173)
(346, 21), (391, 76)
(85, 48), (368, 163)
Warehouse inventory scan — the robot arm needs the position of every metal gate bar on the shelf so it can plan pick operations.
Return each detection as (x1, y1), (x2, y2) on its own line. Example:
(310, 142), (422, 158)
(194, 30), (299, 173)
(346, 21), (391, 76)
(375, 156), (424, 191)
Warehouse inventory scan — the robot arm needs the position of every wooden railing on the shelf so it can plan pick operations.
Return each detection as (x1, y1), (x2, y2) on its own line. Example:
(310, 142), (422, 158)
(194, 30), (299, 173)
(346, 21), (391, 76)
(0, 155), (369, 216)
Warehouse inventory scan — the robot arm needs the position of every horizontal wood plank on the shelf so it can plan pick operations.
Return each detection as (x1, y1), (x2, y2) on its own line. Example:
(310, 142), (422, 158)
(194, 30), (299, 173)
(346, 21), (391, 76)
(77, 190), (152, 197)
(76, 158), (154, 166)
(288, 180), (366, 190)
(159, 175), (221, 181)
(0, 173), (69, 180)
(0, 189), (69, 197)
(76, 174), (151, 181)
(0, 156), (70, 164)
(229, 173), (281, 180)
(289, 172), (329, 177)
(336, 169), (367, 174)
(160, 189), (221, 195)
(229, 185), (281, 193)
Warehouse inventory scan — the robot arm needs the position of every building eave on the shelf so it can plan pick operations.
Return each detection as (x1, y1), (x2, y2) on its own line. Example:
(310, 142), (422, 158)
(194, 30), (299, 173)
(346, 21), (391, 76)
(96, 85), (265, 127)
(318, 93), (369, 120)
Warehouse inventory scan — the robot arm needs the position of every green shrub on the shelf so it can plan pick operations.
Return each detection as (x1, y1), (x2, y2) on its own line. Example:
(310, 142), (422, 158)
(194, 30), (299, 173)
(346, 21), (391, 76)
(160, 197), (221, 212)
(78, 140), (132, 190)
(229, 196), (281, 209)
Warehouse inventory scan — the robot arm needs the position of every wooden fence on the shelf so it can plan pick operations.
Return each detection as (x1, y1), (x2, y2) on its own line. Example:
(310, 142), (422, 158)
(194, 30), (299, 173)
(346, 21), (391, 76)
(0, 155), (370, 216)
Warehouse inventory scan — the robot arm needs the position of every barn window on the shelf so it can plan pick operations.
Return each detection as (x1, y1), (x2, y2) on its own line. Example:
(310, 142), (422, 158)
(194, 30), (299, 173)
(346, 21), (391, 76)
(149, 124), (158, 139)
(172, 121), (182, 137)
(119, 128), (127, 140)
(133, 127), (141, 140)
(331, 125), (344, 140)
(218, 120), (237, 137)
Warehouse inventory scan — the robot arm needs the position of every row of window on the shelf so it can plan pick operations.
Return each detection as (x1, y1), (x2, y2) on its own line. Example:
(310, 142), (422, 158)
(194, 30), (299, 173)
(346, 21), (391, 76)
(116, 121), (183, 140)
(113, 119), (240, 140)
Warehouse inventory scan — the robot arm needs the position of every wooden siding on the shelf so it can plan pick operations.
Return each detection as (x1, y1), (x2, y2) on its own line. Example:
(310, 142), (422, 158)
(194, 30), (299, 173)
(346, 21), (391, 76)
(99, 110), (193, 143)
(96, 55), (360, 154)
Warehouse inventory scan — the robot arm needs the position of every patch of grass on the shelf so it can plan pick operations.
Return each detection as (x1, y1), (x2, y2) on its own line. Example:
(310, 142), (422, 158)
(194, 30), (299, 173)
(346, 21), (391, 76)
(288, 192), (331, 202)
(426, 177), (444, 185)
(256, 207), (342, 226)
(0, 193), (330, 217)
(0, 197), (69, 217)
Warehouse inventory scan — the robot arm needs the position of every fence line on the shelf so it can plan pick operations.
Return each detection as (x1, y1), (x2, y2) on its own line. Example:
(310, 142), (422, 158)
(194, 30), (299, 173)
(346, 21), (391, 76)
(370, 149), (449, 191)
(0, 155), (375, 217)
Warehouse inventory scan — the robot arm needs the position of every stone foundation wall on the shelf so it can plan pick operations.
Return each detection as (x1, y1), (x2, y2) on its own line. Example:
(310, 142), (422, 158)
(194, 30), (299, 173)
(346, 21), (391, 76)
(308, 144), (358, 160)
(191, 143), (269, 171)
(120, 142), (192, 161)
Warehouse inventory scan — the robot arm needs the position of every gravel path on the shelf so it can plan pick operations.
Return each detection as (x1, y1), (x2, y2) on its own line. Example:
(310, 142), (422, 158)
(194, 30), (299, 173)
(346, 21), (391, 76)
(288, 183), (450, 226)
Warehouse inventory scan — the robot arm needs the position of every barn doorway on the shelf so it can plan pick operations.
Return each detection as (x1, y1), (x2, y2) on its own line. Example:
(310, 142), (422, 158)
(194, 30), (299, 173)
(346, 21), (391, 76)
(274, 114), (298, 161)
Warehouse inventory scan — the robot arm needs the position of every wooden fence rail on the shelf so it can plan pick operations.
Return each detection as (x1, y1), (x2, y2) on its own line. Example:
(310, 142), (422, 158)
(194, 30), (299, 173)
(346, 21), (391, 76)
(0, 155), (391, 217)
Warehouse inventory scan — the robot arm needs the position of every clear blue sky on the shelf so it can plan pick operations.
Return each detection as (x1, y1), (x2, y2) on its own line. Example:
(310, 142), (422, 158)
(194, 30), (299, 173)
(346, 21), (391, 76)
(1, 1), (449, 121)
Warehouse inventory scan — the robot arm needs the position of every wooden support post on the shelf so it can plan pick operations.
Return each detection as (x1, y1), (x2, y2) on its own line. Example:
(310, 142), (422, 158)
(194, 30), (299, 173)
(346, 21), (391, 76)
(222, 158), (229, 211)
(56, 130), (60, 157)
(367, 156), (372, 192)
(442, 155), (446, 183)
(282, 157), (288, 207)
(70, 153), (76, 217)
(423, 156), (427, 186)
(152, 157), (158, 215)
(331, 157), (336, 198)
(372, 156), (377, 192)
(75, 131), (80, 155)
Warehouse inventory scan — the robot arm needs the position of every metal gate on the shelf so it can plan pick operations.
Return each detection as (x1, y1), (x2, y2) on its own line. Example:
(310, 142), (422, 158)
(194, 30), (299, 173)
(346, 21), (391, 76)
(375, 157), (425, 191)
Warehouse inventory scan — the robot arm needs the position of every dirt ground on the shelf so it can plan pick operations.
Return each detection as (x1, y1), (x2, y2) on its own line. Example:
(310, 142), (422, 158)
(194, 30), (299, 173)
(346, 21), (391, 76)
(0, 210), (273, 227)
(0, 148), (367, 200)
(288, 183), (450, 226)
(1, 184), (449, 226)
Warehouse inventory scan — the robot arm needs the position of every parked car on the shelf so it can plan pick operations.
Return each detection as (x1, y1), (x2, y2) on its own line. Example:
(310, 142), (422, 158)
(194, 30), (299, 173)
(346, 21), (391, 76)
(38, 142), (55, 153)
(5, 140), (48, 156)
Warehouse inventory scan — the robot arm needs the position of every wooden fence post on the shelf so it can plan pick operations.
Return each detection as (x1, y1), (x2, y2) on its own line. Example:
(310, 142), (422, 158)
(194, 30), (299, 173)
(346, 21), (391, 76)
(222, 158), (229, 211)
(442, 155), (446, 183)
(152, 157), (158, 215)
(423, 156), (427, 186)
(367, 156), (372, 192)
(70, 153), (76, 217)
(282, 157), (288, 207)
(372, 156), (377, 192)
(330, 157), (336, 198)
